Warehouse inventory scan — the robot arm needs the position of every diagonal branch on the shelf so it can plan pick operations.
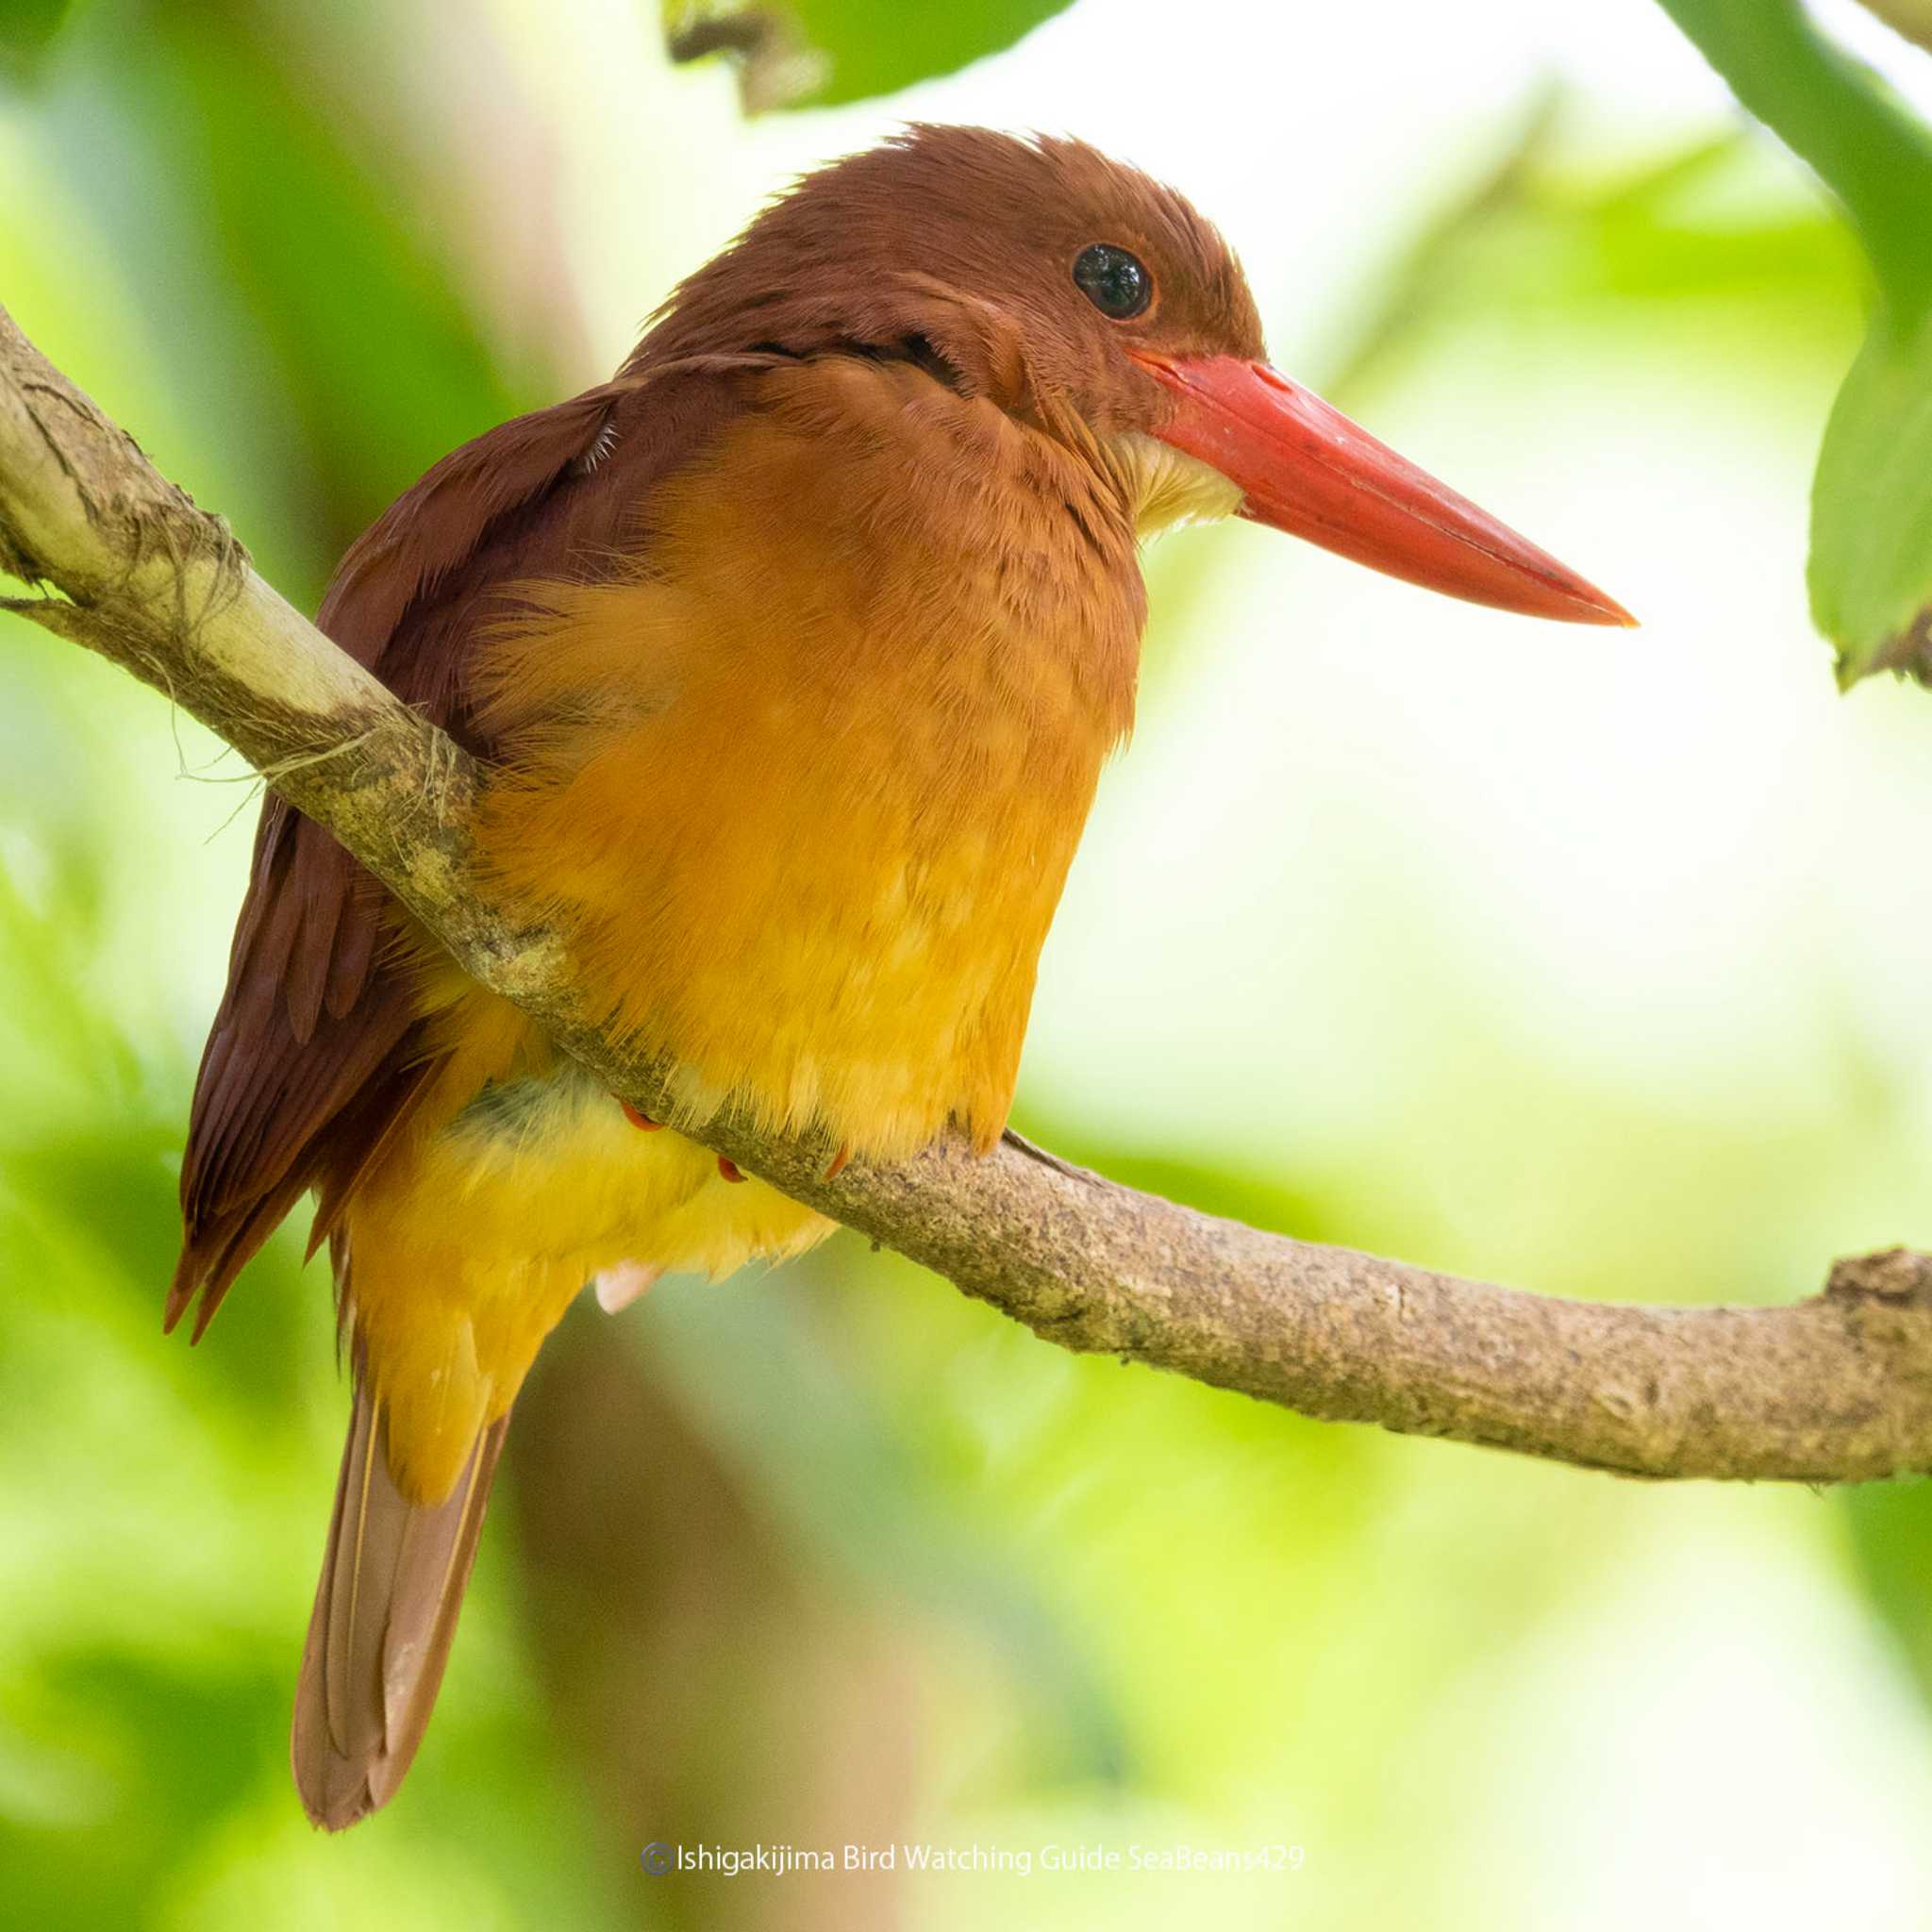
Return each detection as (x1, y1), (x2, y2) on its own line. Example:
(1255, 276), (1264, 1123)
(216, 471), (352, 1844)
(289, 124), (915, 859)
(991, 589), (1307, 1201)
(6, 297), (1932, 1484)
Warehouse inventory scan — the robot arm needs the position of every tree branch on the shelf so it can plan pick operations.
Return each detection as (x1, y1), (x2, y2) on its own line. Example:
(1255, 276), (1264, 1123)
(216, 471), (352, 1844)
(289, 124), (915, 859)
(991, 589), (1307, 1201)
(7, 298), (1932, 1484)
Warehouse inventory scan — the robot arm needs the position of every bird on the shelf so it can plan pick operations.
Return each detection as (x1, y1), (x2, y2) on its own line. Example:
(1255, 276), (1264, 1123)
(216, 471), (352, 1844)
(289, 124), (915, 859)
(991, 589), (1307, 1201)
(168, 124), (1632, 1830)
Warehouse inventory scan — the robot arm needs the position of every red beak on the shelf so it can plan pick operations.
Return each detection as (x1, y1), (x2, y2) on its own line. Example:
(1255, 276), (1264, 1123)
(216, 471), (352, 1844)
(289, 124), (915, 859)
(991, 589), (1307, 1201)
(1132, 352), (1635, 627)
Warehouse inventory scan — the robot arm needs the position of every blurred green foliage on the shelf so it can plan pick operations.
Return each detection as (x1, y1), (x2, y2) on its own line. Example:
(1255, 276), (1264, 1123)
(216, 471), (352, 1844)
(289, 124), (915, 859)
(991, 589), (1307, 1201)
(1843, 1479), (1932, 1705)
(1326, 121), (1861, 406)
(117, 5), (531, 561)
(6, 1), (1932, 1926)
(0, 0), (75, 79)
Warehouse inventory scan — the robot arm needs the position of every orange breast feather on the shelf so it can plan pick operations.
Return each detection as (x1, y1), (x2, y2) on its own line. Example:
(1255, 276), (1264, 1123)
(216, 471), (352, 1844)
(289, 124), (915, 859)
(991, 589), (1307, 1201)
(473, 357), (1145, 1157)
(341, 358), (1148, 1498)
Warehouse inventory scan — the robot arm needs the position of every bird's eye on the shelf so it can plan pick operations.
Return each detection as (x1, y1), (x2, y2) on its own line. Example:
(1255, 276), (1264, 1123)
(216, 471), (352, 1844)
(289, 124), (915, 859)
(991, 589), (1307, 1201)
(1073, 243), (1152, 321)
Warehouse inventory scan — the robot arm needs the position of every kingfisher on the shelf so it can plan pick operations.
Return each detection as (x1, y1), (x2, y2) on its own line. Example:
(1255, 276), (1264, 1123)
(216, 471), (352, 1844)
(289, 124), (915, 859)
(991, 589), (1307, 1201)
(170, 125), (1630, 1828)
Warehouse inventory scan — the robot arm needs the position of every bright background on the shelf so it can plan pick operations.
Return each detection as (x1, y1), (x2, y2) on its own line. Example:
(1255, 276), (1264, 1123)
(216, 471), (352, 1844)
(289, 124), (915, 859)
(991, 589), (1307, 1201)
(6, 1), (1932, 1925)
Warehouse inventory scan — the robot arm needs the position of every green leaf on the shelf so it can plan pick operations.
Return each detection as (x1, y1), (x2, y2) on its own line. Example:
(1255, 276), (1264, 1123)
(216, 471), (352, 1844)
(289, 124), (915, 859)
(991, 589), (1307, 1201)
(1809, 307), (1932, 685)
(786, 0), (1074, 105)
(665, 0), (1075, 111)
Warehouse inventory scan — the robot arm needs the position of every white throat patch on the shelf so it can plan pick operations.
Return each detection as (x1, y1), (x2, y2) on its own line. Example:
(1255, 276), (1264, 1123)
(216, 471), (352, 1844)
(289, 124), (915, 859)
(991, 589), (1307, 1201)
(1108, 431), (1244, 541)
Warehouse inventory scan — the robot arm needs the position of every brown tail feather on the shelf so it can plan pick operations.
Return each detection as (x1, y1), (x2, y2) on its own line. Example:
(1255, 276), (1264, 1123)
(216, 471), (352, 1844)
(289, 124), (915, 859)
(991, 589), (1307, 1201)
(291, 1381), (509, 1829)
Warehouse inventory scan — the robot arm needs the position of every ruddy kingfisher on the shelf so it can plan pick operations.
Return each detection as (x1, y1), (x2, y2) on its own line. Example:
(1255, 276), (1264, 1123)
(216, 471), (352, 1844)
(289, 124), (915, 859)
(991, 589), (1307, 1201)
(169, 125), (1631, 1828)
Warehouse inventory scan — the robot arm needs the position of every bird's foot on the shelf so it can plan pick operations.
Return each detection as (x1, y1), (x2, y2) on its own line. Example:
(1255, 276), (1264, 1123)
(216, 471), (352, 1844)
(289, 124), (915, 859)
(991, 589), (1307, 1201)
(620, 1100), (663, 1131)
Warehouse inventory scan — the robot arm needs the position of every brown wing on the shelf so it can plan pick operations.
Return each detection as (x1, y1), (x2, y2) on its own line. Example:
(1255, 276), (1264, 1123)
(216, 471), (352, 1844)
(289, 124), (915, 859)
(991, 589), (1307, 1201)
(171, 369), (743, 1339)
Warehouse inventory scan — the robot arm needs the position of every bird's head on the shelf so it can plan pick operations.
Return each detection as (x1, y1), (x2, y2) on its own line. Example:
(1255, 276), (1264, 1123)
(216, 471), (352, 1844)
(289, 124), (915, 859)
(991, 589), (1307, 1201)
(641, 125), (1631, 626)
